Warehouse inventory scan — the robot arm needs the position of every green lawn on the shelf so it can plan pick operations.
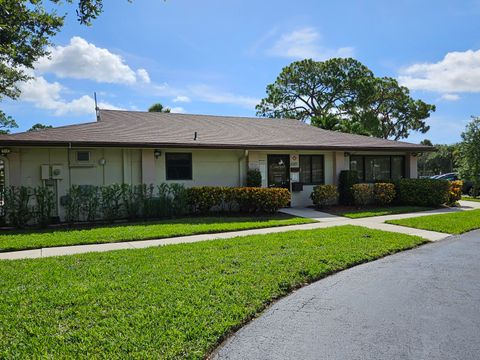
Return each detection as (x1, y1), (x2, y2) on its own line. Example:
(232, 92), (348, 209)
(463, 196), (480, 203)
(387, 209), (480, 234)
(328, 206), (433, 219)
(0, 226), (426, 359)
(0, 215), (314, 252)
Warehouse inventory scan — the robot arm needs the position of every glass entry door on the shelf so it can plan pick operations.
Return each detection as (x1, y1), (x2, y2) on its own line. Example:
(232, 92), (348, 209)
(267, 155), (290, 189)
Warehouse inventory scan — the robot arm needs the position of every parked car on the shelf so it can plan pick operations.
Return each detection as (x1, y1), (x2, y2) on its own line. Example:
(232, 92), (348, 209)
(430, 172), (473, 194)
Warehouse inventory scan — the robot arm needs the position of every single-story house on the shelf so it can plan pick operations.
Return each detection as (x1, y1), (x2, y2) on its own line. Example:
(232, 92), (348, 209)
(0, 109), (432, 219)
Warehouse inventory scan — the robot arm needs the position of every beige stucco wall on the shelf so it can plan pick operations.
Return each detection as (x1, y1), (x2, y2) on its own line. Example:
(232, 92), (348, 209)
(2, 146), (418, 217)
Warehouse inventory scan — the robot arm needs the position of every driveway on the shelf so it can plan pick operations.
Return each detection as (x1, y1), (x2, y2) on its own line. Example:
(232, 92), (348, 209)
(212, 230), (480, 360)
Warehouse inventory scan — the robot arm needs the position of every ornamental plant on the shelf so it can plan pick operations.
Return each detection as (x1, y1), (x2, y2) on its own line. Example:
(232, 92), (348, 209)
(447, 180), (463, 206)
(310, 185), (338, 208)
(246, 169), (262, 187)
(373, 183), (396, 206)
(352, 183), (374, 207)
(338, 170), (359, 205)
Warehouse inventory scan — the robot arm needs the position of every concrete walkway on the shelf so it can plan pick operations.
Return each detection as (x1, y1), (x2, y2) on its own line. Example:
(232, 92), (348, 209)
(212, 229), (480, 360)
(1, 200), (478, 261)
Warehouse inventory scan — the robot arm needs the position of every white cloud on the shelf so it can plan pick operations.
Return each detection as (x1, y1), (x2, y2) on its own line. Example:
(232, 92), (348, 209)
(35, 36), (149, 85)
(18, 75), (122, 116)
(169, 106), (185, 113)
(188, 85), (260, 108)
(439, 93), (460, 101)
(173, 95), (191, 103)
(267, 27), (354, 60)
(399, 49), (480, 93)
(136, 68), (151, 84)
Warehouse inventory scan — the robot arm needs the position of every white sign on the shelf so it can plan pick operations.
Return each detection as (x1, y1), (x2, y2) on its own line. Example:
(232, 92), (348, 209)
(290, 154), (299, 168)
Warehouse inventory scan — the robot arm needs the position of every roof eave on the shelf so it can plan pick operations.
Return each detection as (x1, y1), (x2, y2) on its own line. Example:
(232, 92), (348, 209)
(0, 140), (435, 152)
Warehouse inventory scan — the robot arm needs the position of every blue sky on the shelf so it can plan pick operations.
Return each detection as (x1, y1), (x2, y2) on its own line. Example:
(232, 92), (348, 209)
(4, 0), (480, 144)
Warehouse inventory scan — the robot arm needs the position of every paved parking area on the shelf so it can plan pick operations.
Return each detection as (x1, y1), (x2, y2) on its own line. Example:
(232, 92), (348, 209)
(213, 229), (480, 360)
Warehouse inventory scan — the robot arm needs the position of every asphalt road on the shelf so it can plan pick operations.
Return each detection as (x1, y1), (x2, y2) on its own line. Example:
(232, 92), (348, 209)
(212, 230), (480, 360)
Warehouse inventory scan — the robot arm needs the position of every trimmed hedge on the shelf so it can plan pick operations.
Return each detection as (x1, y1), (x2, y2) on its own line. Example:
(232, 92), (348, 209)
(352, 183), (374, 207)
(338, 170), (359, 205)
(397, 178), (450, 207)
(187, 186), (290, 214)
(374, 183), (396, 206)
(310, 185), (338, 208)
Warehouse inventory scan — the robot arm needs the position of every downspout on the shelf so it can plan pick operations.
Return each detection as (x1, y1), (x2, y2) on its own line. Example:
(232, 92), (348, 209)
(238, 150), (249, 186)
(67, 142), (72, 188)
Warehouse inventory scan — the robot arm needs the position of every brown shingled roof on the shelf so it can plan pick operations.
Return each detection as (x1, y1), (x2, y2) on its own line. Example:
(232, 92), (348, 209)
(0, 110), (433, 151)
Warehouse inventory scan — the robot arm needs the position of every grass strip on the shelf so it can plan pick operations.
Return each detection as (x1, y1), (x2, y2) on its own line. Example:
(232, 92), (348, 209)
(387, 209), (480, 234)
(0, 215), (313, 252)
(0, 225), (426, 359)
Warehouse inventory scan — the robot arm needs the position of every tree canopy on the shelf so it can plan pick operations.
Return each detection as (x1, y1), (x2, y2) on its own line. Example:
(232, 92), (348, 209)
(458, 116), (480, 183)
(148, 103), (171, 113)
(0, 1), (113, 103)
(27, 123), (53, 132)
(256, 58), (435, 140)
(0, 111), (18, 134)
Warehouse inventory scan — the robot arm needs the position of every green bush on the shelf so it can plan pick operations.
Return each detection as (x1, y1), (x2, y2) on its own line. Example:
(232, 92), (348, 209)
(2, 185), (55, 228)
(187, 186), (225, 213)
(374, 183), (396, 206)
(233, 187), (290, 213)
(352, 183), (374, 207)
(186, 186), (290, 214)
(338, 170), (359, 205)
(397, 178), (449, 207)
(310, 185), (338, 208)
(33, 186), (55, 227)
(3, 186), (33, 228)
(246, 169), (262, 187)
(100, 184), (123, 223)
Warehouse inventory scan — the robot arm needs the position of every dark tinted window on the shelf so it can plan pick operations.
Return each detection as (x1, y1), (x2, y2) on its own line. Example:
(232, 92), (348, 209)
(166, 153), (192, 180)
(350, 155), (405, 182)
(300, 155), (324, 185)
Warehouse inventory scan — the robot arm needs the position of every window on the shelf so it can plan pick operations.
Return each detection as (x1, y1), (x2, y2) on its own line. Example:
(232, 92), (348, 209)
(300, 155), (324, 185)
(166, 153), (192, 180)
(350, 155), (405, 182)
(76, 151), (90, 162)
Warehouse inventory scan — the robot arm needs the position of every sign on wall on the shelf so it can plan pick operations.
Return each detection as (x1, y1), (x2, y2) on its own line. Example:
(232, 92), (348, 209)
(290, 154), (299, 168)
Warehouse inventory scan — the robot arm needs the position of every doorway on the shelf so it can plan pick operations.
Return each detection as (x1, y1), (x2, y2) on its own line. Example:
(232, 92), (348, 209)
(267, 154), (290, 189)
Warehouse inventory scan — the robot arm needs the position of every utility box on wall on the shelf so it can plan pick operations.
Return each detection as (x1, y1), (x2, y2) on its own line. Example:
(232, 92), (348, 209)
(40, 165), (50, 180)
(51, 165), (63, 180)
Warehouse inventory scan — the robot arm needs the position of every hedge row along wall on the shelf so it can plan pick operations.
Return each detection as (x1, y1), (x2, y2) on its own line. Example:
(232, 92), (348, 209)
(0, 184), (291, 228)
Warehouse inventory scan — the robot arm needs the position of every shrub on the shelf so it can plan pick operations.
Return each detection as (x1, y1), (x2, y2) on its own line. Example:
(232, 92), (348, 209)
(352, 183), (374, 207)
(100, 184), (124, 222)
(187, 186), (224, 214)
(338, 170), (359, 205)
(64, 185), (82, 223)
(469, 182), (480, 198)
(33, 186), (55, 227)
(246, 169), (262, 187)
(186, 186), (290, 214)
(397, 178), (449, 207)
(447, 180), (463, 206)
(3, 186), (33, 228)
(310, 185), (338, 208)
(80, 185), (101, 222)
(234, 187), (290, 213)
(373, 183), (396, 206)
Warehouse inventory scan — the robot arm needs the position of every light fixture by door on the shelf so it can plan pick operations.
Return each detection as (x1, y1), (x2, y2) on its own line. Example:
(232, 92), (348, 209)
(154, 149), (162, 159)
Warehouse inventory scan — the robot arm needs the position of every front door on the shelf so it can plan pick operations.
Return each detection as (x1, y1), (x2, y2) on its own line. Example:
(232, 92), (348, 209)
(267, 154), (290, 189)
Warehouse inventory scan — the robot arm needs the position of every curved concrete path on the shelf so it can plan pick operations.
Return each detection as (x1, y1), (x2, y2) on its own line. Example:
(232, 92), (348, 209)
(212, 230), (480, 360)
